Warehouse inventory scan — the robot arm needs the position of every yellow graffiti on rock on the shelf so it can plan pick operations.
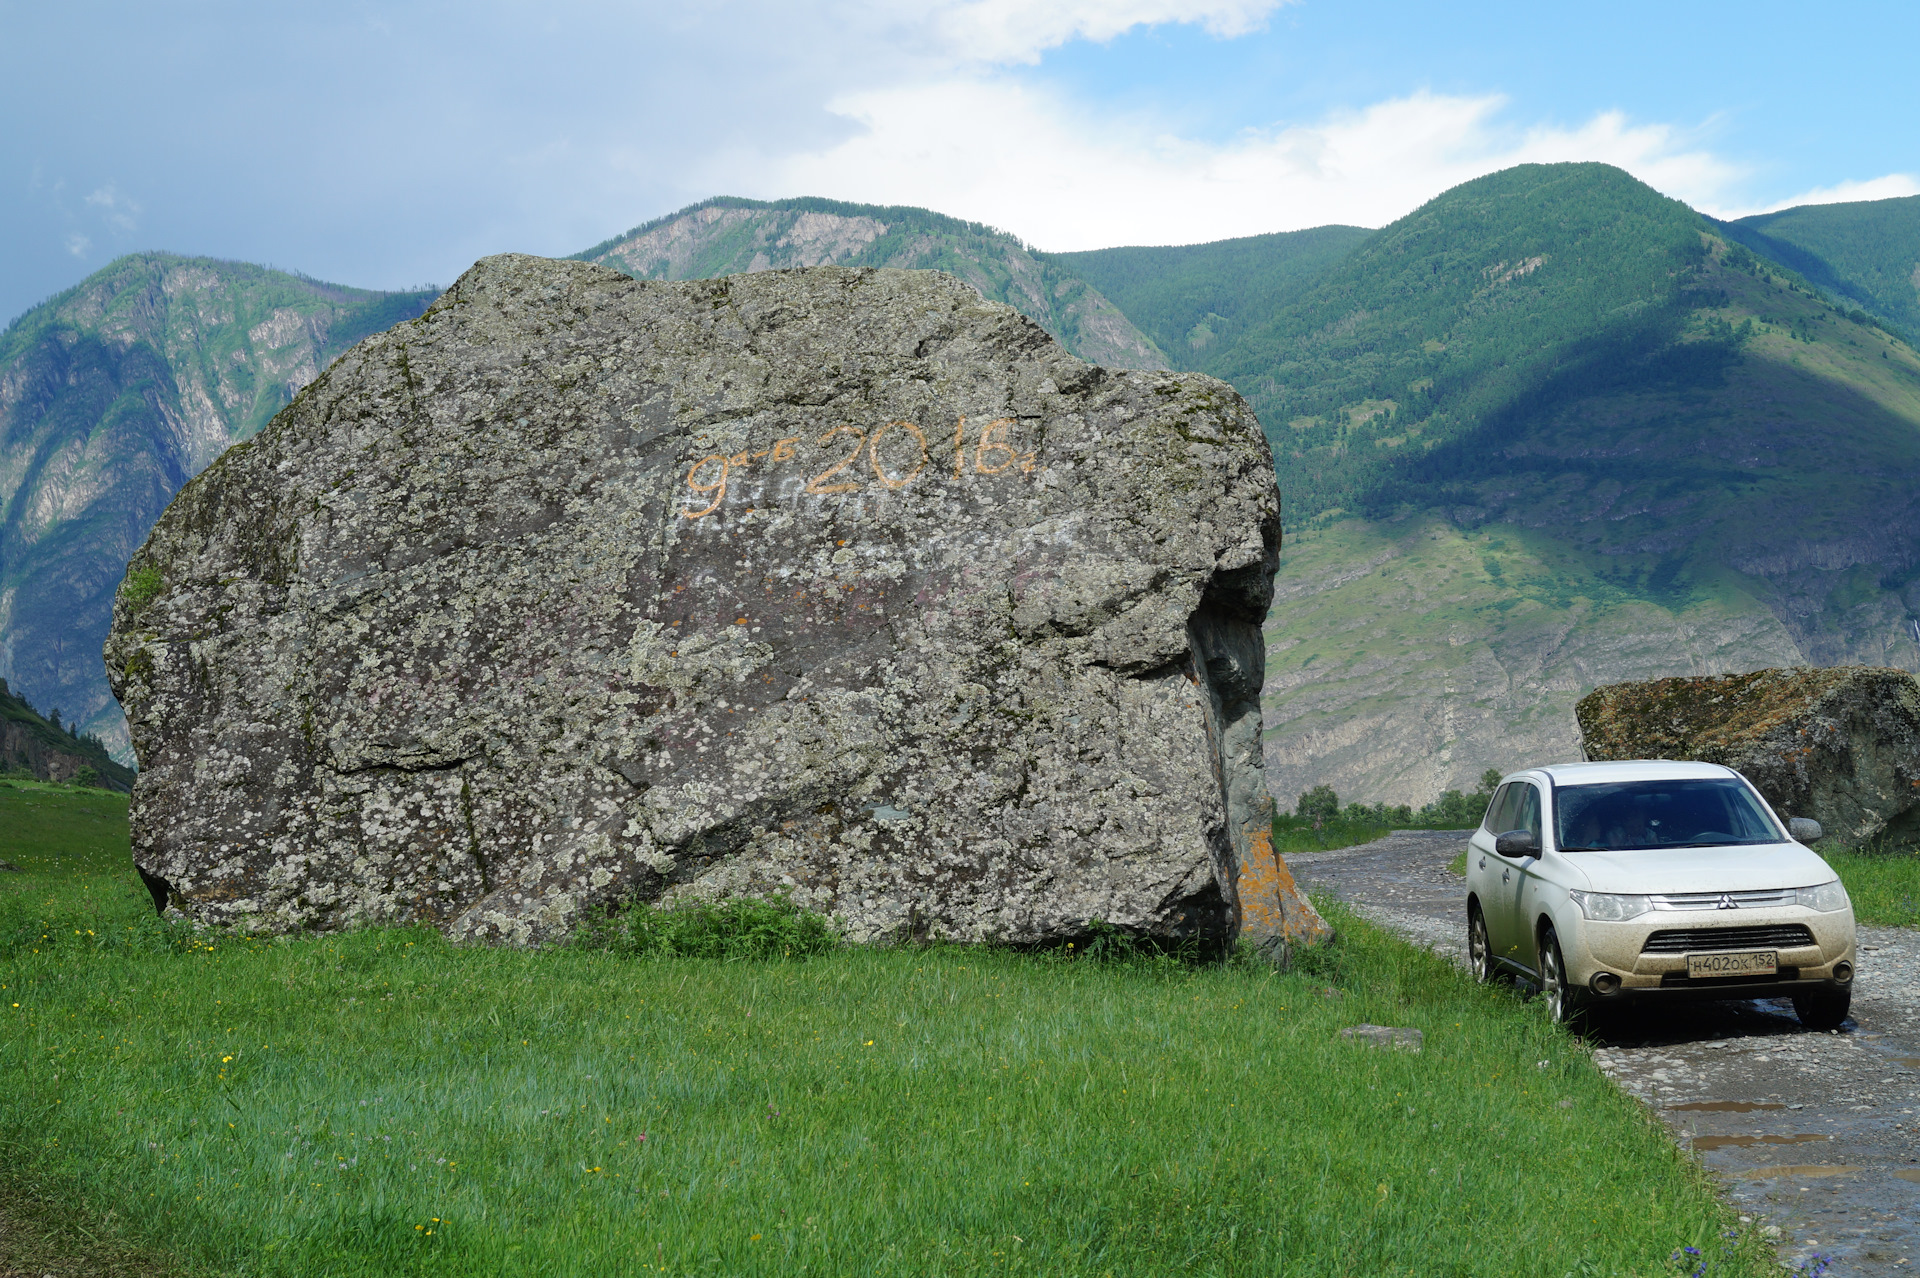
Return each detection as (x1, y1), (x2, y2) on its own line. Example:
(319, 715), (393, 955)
(682, 415), (1035, 518)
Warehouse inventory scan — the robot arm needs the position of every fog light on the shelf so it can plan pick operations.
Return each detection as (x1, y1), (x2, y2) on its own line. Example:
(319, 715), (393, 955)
(1589, 971), (1622, 995)
(1832, 961), (1853, 985)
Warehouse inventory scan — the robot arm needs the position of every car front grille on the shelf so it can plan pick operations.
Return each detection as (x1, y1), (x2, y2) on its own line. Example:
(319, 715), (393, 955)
(1651, 888), (1795, 910)
(1641, 925), (1817, 954)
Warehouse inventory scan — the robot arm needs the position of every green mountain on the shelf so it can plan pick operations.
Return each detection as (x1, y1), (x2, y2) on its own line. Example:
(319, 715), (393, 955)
(1046, 225), (1371, 364)
(0, 255), (435, 760)
(573, 196), (1168, 371)
(1204, 165), (1920, 807)
(1721, 194), (1920, 340)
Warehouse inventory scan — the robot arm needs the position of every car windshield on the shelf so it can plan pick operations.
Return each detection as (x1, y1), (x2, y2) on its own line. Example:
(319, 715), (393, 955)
(1554, 779), (1781, 851)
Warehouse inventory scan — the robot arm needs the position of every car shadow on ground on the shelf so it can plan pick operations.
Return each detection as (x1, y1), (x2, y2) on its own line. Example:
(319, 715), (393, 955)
(1574, 994), (1827, 1048)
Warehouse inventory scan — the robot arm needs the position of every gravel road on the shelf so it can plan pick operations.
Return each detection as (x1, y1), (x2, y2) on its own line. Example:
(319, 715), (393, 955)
(1290, 830), (1920, 1276)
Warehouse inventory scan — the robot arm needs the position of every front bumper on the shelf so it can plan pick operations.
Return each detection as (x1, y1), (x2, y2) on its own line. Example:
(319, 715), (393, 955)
(1564, 906), (1855, 999)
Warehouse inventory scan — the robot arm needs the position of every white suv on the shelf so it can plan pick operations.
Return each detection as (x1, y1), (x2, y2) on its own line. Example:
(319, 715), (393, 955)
(1465, 760), (1856, 1028)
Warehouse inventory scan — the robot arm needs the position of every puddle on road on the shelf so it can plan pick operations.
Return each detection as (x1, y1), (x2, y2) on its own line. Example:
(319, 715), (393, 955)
(1669, 1101), (1787, 1113)
(1736, 1165), (1862, 1179)
(1692, 1133), (1829, 1151)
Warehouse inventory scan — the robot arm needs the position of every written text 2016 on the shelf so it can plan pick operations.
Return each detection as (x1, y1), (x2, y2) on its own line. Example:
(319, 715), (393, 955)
(682, 416), (1035, 518)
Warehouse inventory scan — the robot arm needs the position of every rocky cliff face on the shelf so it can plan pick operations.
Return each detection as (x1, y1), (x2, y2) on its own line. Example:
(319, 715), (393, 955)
(0, 255), (434, 760)
(1577, 666), (1920, 844)
(108, 255), (1326, 953)
(1258, 518), (1810, 809)
(577, 198), (1170, 374)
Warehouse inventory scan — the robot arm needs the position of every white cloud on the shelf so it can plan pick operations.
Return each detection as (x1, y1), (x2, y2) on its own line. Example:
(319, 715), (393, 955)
(930, 0), (1287, 64)
(63, 232), (91, 257)
(83, 183), (141, 233)
(1735, 173), (1920, 218)
(719, 80), (1750, 250)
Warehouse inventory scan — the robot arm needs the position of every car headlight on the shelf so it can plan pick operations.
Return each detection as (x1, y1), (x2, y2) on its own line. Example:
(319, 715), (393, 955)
(1567, 890), (1651, 922)
(1793, 880), (1850, 912)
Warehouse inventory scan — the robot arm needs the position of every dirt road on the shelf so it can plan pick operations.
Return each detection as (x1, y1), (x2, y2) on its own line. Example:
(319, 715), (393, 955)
(1290, 830), (1920, 1276)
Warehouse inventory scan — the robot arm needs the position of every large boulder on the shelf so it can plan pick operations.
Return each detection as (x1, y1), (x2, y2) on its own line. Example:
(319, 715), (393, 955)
(1576, 666), (1920, 844)
(106, 254), (1329, 951)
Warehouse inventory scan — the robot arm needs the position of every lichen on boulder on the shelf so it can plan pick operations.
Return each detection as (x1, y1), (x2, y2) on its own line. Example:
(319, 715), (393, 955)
(1576, 666), (1920, 844)
(105, 253), (1329, 952)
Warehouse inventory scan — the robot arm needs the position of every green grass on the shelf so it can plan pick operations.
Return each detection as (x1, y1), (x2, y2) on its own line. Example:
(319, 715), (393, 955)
(1270, 813), (1394, 854)
(0, 778), (132, 875)
(1816, 843), (1920, 928)
(1, 784), (1776, 1277)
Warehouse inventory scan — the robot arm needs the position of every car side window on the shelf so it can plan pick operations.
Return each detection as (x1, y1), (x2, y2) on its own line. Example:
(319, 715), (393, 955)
(1483, 784), (1513, 833)
(1512, 784), (1542, 842)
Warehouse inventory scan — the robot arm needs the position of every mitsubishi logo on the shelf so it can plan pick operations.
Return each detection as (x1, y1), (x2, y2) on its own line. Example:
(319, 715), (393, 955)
(1716, 894), (1739, 910)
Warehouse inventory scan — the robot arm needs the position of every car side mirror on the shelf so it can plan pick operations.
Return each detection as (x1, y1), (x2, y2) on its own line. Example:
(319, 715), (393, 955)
(1788, 816), (1823, 843)
(1494, 829), (1540, 858)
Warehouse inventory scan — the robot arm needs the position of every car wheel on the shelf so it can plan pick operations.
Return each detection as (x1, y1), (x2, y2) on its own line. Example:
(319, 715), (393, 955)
(1468, 903), (1494, 984)
(1539, 924), (1581, 1025)
(1792, 988), (1851, 1031)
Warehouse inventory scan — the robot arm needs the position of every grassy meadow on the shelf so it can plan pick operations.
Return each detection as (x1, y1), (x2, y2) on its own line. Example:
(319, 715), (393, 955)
(1816, 843), (1920, 928)
(0, 780), (1777, 1277)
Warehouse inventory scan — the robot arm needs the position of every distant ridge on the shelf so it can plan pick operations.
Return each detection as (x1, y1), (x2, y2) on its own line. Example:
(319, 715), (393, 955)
(573, 196), (1170, 372)
(1722, 194), (1920, 341)
(574, 195), (1031, 262)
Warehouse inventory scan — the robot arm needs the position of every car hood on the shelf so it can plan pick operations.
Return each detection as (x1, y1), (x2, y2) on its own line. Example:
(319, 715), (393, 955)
(1560, 842), (1836, 894)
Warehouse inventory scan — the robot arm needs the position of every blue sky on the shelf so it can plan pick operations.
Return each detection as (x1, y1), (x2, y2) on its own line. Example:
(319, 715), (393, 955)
(3, 0), (1915, 326)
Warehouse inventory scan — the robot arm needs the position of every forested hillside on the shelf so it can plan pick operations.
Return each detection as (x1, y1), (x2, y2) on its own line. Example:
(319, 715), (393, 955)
(0, 256), (435, 759)
(1046, 225), (1370, 365)
(0, 676), (133, 789)
(574, 197), (1168, 371)
(1722, 194), (1920, 340)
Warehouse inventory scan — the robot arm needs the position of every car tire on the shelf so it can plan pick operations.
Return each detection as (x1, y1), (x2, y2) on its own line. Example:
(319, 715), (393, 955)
(1792, 988), (1851, 1031)
(1539, 924), (1581, 1025)
(1468, 902), (1494, 984)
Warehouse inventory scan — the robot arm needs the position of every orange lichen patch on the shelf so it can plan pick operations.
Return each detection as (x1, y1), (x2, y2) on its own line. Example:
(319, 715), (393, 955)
(1237, 827), (1332, 947)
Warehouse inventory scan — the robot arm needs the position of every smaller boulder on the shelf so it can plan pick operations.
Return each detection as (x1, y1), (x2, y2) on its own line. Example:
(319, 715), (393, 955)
(1339, 1024), (1423, 1052)
(1576, 666), (1920, 845)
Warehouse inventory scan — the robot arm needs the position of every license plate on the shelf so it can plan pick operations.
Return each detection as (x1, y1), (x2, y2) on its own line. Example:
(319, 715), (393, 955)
(1687, 950), (1778, 979)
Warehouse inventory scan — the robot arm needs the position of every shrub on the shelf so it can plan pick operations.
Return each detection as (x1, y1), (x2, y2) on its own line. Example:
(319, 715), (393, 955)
(574, 892), (840, 960)
(120, 564), (165, 614)
(1296, 784), (1339, 821)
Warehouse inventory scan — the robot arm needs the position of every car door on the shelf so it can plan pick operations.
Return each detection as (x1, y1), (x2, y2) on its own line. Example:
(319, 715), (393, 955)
(1467, 784), (1513, 955)
(1486, 781), (1543, 974)
(1505, 783), (1553, 975)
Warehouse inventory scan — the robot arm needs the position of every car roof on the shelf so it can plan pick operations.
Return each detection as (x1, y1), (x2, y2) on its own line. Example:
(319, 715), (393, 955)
(1520, 760), (1743, 785)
